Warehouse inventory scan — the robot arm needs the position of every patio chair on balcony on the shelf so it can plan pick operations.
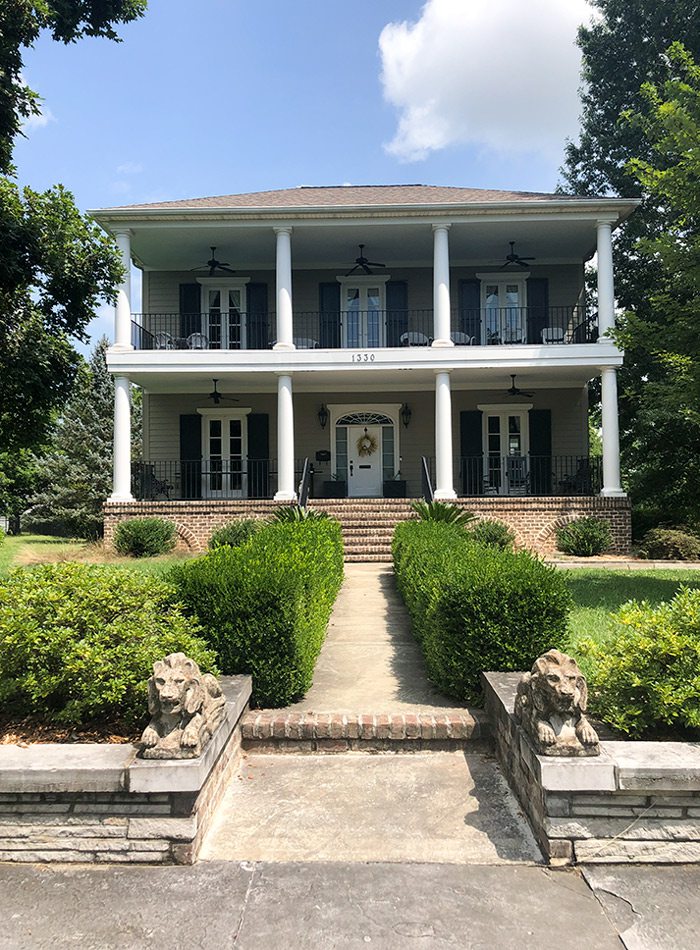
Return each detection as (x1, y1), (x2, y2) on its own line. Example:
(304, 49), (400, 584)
(541, 327), (565, 344)
(155, 332), (176, 349)
(293, 337), (320, 349)
(187, 332), (209, 349)
(400, 331), (432, 346)
(451, 331), (476, 345)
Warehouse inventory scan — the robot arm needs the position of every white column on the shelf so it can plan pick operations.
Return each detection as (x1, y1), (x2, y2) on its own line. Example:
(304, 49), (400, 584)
(597, 220), (615, 339)
(600, 366), (625, 496)
(275, 374), (297, 501)
(434, 371), (457, 499)
(273, 227), (295, 350)
(114, 229), (133, 349)
(432, 224), (454, 347)
(109, 376), (133, 501)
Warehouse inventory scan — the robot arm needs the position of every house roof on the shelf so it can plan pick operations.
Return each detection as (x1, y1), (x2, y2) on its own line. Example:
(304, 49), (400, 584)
(104, 183), (599, 212)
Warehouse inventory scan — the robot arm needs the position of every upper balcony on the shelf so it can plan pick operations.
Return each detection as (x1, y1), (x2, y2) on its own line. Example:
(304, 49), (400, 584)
(130, 305), (597, 351)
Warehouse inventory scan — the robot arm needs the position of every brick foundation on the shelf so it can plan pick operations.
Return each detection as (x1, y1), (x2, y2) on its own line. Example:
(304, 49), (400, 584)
(104, 495), (631, 557)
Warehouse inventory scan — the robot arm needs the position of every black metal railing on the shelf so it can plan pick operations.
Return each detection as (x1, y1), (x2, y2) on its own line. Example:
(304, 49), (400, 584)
(298, 458), (312, 507)
(131, 306), (598, 351)
(421, 456), (434, 502)
(131, 458), (294, 501)
(131, 314), (274, 351)
(455, 455), (602, 497)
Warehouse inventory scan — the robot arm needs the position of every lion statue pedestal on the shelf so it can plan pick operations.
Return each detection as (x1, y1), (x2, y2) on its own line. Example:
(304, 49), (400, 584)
(514, 649), (600, 757)
(139, 653), (226, 760)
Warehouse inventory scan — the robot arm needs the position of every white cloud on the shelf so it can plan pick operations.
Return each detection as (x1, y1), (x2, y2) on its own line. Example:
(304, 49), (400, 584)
(379, 0), (592, 162)
(22, 105), (56, 131)
(116, 161), (143, 175)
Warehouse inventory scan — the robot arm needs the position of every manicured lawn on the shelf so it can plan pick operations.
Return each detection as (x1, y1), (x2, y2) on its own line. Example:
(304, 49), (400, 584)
(565, 568), (700, 650)
(0, 533), (193, 577)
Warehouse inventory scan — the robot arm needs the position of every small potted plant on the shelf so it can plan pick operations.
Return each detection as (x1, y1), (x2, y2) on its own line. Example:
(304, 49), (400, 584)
(383, 466), (406, 498)
(323, 472), (347, 498)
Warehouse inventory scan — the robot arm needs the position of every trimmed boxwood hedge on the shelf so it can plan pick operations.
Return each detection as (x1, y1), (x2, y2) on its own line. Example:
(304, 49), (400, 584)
(170, 518), (344, 707)
(392, 521), (571, 702)
(0, 563), (216, 727)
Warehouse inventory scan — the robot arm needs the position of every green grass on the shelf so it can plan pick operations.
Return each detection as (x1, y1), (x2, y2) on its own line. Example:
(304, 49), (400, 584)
(0, 533), (192, 577)
(566, 568), (700, 652)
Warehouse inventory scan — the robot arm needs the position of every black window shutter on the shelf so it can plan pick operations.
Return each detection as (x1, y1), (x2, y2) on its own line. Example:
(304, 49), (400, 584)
(247, 413), (270, 499)
(179, 284), (201, 339)
(247, 283), (268, 349)
(385, 280), (408, 346)
(458, 279), (481, 341)
(459, 410), (483, 495)
(529, 409), (552, 494)
(179, 414), (202, 499)
(319, 282), (341, 348)
(527, 278), (549, 344)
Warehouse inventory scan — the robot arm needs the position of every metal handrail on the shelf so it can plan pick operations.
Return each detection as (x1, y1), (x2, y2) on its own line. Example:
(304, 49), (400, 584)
(421, 456), (435, 502)
(298, 457), (312, 508)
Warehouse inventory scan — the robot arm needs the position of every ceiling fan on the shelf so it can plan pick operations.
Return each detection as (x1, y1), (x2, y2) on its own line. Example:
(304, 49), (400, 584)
(345, 244), (386, 277)
(499, 241), (536, 269)
(506, 374), (534, 398)
(192, 246), (236, 277)
(207, 379), (239, 405)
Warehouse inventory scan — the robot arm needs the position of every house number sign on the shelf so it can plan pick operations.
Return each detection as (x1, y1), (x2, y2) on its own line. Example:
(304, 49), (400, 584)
(350, 352), (376, 363)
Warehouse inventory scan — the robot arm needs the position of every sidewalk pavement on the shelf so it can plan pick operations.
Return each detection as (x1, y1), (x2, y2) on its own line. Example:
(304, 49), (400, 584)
(1, 860), (698, 949)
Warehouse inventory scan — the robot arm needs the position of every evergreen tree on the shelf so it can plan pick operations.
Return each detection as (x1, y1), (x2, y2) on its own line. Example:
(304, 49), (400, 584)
(27, 338), (140, 539)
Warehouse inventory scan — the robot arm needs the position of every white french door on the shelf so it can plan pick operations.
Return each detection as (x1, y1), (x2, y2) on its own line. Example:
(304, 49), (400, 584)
(203, 415), (248, 497)
(341, 282), (386, 348)
(483, 279), (526, 344)
(483, 410), (529, 495)
(204, 286), (246, 349)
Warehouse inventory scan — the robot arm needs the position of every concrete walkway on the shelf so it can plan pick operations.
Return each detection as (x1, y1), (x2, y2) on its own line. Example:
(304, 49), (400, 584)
(287, 562), (454, 712)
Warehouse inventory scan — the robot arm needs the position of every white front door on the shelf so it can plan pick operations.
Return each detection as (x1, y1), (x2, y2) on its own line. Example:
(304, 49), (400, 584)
(203, 416), (247, 497)
(347, 425), (383, 497)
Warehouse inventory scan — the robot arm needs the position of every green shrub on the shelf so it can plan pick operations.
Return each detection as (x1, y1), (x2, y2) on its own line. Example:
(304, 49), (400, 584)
(170, 519), (344, 707)
(410, 500), (476, 526)
(556, 517), (612, 557)
(208, 519), (262, 550)
(469, 518), (515, 550)
(113, 517), (176, 558)
(638, 528), (700, 561)
(270, 505), (329, 523)
(393, 521), (571, 702)
(579, 587), (700, 737)
(0, 563), (216, 726)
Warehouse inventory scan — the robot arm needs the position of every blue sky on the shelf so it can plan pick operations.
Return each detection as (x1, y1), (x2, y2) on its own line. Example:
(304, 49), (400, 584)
(14, 0), (593, 345)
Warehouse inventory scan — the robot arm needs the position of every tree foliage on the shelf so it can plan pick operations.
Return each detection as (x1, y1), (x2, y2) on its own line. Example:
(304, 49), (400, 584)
(0, 1), (147, 455)
(561, 1), (700, 521)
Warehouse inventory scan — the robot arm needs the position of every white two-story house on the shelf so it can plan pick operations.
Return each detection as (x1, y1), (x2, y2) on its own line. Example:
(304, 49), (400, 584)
(94, 185), (637, 553)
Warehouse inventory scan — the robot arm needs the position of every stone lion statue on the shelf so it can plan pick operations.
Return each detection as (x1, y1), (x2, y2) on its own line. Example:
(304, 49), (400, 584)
(139, 653), (226, 759)
(514, 649), (600, 756)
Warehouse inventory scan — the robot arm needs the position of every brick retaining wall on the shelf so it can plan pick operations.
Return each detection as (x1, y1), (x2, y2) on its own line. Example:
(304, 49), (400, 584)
(104, 495), (631, 556)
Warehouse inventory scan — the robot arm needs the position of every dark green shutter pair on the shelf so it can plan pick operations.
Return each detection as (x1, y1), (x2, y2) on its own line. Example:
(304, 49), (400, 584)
(179, 283), (269, 346)
(179, 414), (270, 499)
(319, 281), (408, 347)
(459, 410), (552, 495)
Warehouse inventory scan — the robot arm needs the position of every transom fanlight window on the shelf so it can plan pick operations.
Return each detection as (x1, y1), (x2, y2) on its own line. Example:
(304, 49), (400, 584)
(336, 412), (393, 426)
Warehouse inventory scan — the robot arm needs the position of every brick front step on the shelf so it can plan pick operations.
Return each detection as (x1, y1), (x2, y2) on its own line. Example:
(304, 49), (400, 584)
(241, 708), (490, 752)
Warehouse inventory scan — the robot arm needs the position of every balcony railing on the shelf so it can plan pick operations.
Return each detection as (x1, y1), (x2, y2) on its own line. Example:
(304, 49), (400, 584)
(452, 455), (602, 497)
(130, 306), (597, 351)
(131, 458), (310, 501)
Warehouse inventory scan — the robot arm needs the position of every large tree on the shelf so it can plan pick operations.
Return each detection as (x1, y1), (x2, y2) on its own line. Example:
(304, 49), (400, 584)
(0, 1), (147, 455)
(26, 338), (141, 539)
(561, 0), (700, 522)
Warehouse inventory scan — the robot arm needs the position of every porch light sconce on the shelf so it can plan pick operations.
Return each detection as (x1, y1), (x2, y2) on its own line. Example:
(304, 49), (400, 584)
(401, 403), (412, 428)
(318, 404), (329, 429)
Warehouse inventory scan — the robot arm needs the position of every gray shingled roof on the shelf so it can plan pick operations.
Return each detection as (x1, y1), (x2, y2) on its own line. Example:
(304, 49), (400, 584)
(109, 184), (580, 211)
